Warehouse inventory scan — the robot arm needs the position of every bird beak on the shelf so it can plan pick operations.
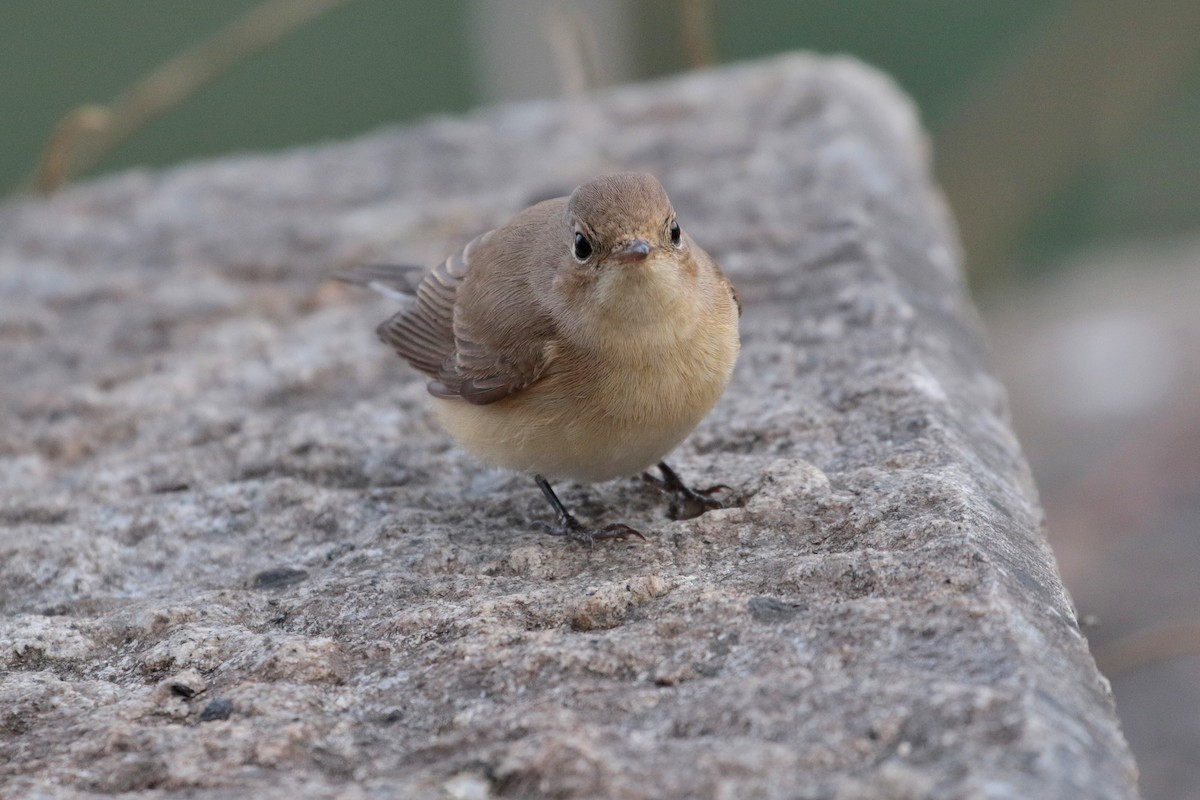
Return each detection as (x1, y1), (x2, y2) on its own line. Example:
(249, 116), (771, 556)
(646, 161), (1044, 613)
(611, 239), (652, 264)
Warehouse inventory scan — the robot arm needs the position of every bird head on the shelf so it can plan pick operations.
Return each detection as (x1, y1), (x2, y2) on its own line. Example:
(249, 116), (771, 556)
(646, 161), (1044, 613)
(554, 172), (698, 330)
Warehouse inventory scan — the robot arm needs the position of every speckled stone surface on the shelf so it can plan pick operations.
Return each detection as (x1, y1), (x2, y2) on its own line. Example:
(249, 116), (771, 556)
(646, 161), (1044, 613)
(0, 54), (1139, 799)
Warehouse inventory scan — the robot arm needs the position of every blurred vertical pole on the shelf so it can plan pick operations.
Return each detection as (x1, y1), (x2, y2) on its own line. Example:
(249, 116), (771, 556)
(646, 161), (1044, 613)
(680, 0), (717, 68)
(468, 0), (637, 102)
(935, 0), (1200, 287)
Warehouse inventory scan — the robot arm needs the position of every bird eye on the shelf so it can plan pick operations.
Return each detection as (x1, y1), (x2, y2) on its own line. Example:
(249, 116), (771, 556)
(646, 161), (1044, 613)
(669, 220), (682, 246)
(573, 232), (593, 261)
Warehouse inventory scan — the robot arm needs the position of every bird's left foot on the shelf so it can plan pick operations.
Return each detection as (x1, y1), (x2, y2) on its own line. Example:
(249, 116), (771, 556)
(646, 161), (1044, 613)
(642, 462), (732, 521)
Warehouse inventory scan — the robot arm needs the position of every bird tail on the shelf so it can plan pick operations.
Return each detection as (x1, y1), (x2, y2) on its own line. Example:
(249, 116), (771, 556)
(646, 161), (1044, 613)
(331, 264), (425, 302)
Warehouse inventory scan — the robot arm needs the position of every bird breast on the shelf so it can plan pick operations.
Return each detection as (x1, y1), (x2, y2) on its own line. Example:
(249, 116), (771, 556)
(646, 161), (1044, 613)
(432, 292), (739, 483)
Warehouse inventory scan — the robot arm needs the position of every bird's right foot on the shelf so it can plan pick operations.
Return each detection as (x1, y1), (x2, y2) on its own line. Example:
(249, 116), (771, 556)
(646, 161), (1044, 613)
(535, 514), (646, 545)
(532, 473), (646, 544)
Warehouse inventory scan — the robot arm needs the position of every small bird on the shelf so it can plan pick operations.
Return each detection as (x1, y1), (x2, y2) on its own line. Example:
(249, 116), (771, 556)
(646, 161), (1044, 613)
(337, 173), (740, 542)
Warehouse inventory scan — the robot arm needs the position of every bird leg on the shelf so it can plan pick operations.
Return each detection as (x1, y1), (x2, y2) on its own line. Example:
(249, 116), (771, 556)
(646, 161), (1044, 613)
(642, 461), (731, 521)
(533, 475), (645, 544)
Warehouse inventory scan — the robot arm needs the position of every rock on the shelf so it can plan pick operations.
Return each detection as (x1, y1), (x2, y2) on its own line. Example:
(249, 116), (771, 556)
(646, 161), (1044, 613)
(0, 54), (1138, 798)
(167, 668), (207, 699)
(252, 566), (310, 590)
(198, 698), (234, 723)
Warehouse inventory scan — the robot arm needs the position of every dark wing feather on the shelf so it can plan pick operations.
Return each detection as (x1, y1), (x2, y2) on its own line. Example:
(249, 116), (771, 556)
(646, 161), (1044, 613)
(689, 240), (741, 318)
(372, 237), (477, 378)
(430, 334), (551, 405)
(728, 277), (742, 317)
(358, 224), (555, 405)
(331, 264), (426, 298)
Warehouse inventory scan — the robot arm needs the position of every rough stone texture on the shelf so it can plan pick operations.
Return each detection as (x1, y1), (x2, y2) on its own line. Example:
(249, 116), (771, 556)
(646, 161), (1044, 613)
(0, 54), (1139, 799)
(985, 236), (1200, 800)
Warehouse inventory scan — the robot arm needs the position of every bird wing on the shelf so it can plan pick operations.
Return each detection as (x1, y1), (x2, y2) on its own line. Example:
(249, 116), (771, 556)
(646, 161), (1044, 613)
(370, 232), (486, 379)
(332, 264), (426, 302)
(709, 261), (742, 318)
(428, 334), (553, 405)
(367, 212), (560, 406)
(688, 235), (741, 317)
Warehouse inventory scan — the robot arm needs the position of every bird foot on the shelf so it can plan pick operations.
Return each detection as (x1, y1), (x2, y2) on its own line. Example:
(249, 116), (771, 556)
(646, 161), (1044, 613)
(642, 463), (732, 521)
(535, 514), (646, 545)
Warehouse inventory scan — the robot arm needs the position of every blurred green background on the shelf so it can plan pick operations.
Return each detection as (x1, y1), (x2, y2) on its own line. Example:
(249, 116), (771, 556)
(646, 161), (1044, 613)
(5, 0), (1200, 279)
(6, 3), (1200, 798)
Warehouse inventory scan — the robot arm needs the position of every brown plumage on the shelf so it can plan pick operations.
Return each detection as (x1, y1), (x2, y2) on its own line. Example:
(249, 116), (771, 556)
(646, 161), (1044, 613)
(337, 172), (740, 542)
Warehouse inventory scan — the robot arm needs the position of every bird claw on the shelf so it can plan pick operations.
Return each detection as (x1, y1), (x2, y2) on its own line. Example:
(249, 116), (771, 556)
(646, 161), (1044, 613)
(667, 488), (728, 521)
(535, 516), (646, 545)
(642, 464), (733, 521)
